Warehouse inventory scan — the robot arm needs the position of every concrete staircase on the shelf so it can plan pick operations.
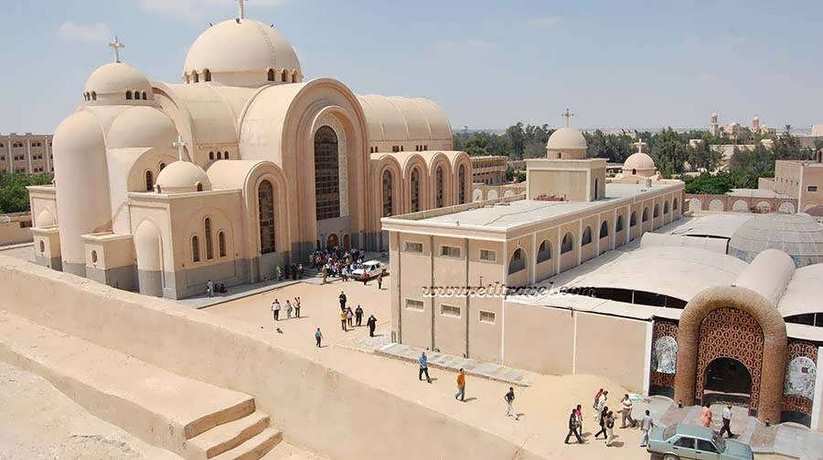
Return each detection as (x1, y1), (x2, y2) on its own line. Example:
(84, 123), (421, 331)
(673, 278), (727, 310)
(0, 310), (281, 460)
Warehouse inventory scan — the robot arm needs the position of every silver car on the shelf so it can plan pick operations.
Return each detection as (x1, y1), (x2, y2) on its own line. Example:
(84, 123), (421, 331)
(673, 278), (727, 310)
(647, 423), (753, 460)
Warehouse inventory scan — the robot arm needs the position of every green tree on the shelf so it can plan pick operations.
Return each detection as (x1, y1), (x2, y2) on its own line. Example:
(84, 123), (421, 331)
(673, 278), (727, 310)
(0, 173), (53, 213)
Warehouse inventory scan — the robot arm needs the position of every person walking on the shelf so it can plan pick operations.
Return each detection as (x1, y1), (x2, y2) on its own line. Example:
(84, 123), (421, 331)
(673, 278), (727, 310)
(565, 407), (584, 444)
(605, 411), (616, 446)
(719, 404), (735, 438)
(315, 328), (322, 348)
(346, 307), (353, 327)
(206, 279), (214, 298)
(574, 404), (584, 433)
(418, 352), (432, 383)
(339, 291), (347, 310)
(355, 305), (364, 327)
(594, 406), (609, 439)
(620, 394), (637, 428)
(293, 297), (301, 318)
(504, 387), (516, 418)
(455, 368), (466, 401)
(271, 299), (281, 321)
(366, 314), (377, 337)
(276, 266), (282, 281)
(640, 409), (655, 447)
(700, 402), (713, 428)
(340, 309), (347, 332)
(285, 299), (293, 320)
(377, 273), (383, 290)
(594, 390), (608, 424)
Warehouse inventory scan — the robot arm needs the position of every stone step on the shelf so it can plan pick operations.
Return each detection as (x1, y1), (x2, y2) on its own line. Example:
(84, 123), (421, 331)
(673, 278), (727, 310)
(184, 411), (270, 459)
(211, 427), (282, 460)
(0, 311), (257, 458)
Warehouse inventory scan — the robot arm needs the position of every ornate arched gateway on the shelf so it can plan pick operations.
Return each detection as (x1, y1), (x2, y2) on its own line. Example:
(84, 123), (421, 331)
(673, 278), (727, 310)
(674, 286), (787, 423)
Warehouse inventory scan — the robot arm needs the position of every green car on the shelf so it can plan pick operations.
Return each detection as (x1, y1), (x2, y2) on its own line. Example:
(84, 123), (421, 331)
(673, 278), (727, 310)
(647, 423), (753, 460)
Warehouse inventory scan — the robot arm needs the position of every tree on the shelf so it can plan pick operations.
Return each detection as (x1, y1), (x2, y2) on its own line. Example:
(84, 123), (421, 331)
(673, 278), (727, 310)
(0, 173), (53, 214)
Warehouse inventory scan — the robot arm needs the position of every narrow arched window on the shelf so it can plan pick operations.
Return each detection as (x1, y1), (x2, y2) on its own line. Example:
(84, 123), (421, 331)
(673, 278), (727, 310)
(616, 215), (624, 232)
(642, 207), (649, 222)
(410, 167), (421, 212)
(458, 164), (467, 204)
(203, 69), (211, 82)
(192, 71), (199, 83)
(218, 231), (226, 257)
(91, 91), (97, 101)
(600, 221), (609, 239)
(594, 178), (599, 198)
(258, 180), (276, 254)
(508, 248), (525, 274)
(673, 198), (679, 210)
(209, 151), (214, 160)
(281, 70), (287, 82)
(196, 182), (203, 192)
(191, 236), (200, 262)
(581, 226), (592, 246)
(126, 90), (132, 100)
(141, 91), (147, 100)
(267, 68), (275, 81)
(561, 233), (574, 254)
(204, 218), (214, 260)
(653, 204), (660, 218)
(435, 165), (444, 208)
(632, 168), (637, 175)
(145, 170), (154, 191)
(630, 212), (637, 226)
(382, 169), (393, 217)
(537, 240), (551, 263)
(224, 151), (229, 159)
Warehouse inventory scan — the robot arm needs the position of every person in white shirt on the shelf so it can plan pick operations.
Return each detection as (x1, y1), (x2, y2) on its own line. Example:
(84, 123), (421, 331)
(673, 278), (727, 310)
(719, 404), (735, 438)
(271, 299), (281, 321)
(640, 409), (655, 447)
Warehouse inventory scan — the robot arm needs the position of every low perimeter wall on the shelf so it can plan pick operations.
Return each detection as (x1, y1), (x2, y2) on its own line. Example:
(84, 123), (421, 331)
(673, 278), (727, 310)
(0, 255), (541, 460)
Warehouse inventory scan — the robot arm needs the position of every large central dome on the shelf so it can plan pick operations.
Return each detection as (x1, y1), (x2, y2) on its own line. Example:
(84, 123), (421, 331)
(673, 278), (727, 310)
(183, 19), (302, 87)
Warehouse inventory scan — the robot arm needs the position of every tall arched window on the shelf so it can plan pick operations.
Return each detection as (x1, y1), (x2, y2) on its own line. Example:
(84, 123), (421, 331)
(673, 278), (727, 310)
(218, 231), (226, 257)
(204, 218), (214, 260)
(642, 207), (649, 222)
(91, 91), (97, 101)
(600, 221), (609, 239)
(258, 180), (276, 254)
(126, 90), (133, 100)
(291, 72), (297, 83)
(673, 198), (679, 210)
(145, 170), (154, 191)
(141, 91), (147, 100)
(382, 170), (393, 217)
(435, 166), (444, 208)
(561, 233), (574, 254)
(458, 164), (467, 204)
(653, 204), (660, 218)
(196, 182), (203, 192)
(314, 126), (340, 220)
(664, 201), (670, 214)
(508, 248), (525, 274)
(581, 226), (592, 246)
(537, 240), (551, 263)
(267, 68), (275, 81)
(594, 178), (599, 198)
(192, 71), (199, 83)
(410, 167), (421, 212)
(203, 69), (211, 82)
(616, 215), (624, 232)
(281, 70), (287, 82)
(630, 211), (637, 226)
(191, 236), (200, 262)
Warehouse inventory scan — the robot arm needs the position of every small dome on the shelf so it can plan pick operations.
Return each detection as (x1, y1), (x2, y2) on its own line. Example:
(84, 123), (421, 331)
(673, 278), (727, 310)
(84, 62), (153, 104)
(729, 214), (823, 267)
(183, 19), (301, 87)
(156, 161), (211, 193)
(623, 152), (656, 174)
(547, 127), (587, 151)
(108, 106), (177, 149)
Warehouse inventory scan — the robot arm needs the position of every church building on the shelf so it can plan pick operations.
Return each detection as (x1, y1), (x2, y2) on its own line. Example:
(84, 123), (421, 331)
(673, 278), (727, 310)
(27, 5), (472, 299)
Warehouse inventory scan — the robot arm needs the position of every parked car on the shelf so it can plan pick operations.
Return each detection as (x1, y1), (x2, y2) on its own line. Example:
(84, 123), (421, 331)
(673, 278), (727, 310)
(351, 260), (385, 280)
(648, 423), (753, 460)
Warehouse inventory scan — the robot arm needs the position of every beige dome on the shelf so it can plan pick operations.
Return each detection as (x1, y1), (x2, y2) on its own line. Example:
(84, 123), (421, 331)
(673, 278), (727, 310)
(108, 106), (177, 149)
(84, 63), (153, 103)
(546, 127), (587, 151)
(623, 152), (656, 173)
(156, 161), (211, 193)
(183, 19), (301, 87)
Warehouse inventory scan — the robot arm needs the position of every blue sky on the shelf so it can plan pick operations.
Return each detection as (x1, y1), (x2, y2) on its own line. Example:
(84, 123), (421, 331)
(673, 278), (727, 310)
(1, 0), (822, 134)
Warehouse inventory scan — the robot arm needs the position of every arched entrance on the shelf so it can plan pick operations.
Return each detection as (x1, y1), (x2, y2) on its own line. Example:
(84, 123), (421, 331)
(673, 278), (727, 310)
(703, 357), (752, 406)
(327, 233), (339, 248)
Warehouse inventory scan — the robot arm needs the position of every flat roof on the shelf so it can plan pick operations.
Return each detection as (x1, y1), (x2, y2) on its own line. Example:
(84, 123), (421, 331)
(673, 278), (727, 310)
(385, 182), (682, 235)
(667, 213), (753, 239)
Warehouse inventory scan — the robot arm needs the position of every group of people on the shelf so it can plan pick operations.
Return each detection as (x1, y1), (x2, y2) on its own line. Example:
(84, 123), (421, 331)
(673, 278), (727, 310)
(270, 297), (302, 321)
(276, 263), (305, 281)
(564, 388), (655, 448)
(700, 401), (736, 438)
(205, 279), (228, 298)
(337, 290), (378, 336)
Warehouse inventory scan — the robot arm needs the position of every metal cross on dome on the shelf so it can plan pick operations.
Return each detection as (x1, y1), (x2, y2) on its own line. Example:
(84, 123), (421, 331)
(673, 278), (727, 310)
(173, 135), (187, 161)
(561, 108), (574, 128)
(108, 36), (125, 63)
(237, 0), (247, 20)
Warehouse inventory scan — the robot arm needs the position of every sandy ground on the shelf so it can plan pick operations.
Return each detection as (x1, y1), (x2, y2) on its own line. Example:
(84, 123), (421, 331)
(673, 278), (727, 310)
(0, 360), (180, 460)
(207, 277), (659, 459)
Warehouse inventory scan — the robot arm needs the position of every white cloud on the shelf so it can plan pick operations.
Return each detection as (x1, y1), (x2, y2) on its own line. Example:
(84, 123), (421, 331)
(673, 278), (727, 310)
(527, 16), (562, 29)
(57, 21), (112, 43)
(136, 0), (287, 21)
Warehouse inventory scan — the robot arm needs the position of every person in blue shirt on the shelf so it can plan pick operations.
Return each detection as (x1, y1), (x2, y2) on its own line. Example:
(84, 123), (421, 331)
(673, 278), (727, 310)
(418, 352), (432, 383)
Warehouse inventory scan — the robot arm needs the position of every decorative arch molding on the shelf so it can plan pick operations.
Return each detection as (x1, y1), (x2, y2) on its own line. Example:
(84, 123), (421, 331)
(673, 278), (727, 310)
(449, 152), (472, 205)
(400, 153), (429, 213)
(426, 152), (453, 208)
(673, 286), (787, 423)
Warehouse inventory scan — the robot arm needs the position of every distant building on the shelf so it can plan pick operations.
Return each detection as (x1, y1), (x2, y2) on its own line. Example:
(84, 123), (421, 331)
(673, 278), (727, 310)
(0, 212), (33, 246)
(0, 133), (54, 174)
(758, 151), (823, 212)
(470, 155), (507, 186)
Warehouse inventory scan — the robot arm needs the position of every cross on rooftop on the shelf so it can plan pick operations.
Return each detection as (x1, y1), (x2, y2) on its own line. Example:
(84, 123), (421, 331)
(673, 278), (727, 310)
(173, 135), (187, 161)
(237, 0), (246, 20)
(633, 139), (647, 153)
(562, 108), (574, 128)
(108, 36), (125, 63)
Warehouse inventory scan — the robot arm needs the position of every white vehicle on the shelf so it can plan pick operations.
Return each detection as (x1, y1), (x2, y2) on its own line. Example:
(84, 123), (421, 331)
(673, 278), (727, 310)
(351, 260), (386, 280)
